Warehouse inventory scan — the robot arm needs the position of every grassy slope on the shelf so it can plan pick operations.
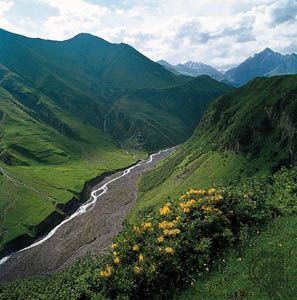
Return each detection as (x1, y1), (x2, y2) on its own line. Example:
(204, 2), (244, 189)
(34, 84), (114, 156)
(132, 75), (297, 218)
(107, 76), (232, 151)
(0, 28), (189, 249)
(0, 79), (143, 249)
(175, 215), (297, 300)
(0, 29), (234, 247)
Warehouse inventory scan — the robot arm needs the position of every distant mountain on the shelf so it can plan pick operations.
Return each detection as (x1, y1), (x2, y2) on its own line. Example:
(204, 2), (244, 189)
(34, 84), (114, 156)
(157, 60), (181, 75)
(224, 48), (297, 86)
(158, 60), (223, 80)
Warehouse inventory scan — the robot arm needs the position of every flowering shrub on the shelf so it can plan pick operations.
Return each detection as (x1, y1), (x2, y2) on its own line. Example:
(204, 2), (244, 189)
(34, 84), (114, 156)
(94, 187), (272, 299)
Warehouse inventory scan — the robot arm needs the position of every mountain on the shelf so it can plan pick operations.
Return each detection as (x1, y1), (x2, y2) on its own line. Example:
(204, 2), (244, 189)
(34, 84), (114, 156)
(135, 74), (297, 215)
(224, 48), (297, 86)
(157, 60), (181, 75)
(0, 28), (230, 251)
(106, 76), (232, 150)
(158, 60), (223, 80)
(0, 62), (140, 251)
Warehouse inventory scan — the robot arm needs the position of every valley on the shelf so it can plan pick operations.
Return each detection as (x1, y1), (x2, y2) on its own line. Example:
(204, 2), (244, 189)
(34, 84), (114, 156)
(0, 15), (297, 299)
(0, 28), (230, 255)
(0, 147), (175, 281)
(134, 74), (297, 217)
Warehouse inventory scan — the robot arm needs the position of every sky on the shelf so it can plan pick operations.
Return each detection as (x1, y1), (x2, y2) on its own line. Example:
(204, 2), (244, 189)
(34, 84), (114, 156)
(0, 0), (297, 70)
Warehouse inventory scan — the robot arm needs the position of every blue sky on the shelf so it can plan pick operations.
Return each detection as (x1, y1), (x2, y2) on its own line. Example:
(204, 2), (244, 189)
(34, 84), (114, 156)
(0, 0), (297, 69)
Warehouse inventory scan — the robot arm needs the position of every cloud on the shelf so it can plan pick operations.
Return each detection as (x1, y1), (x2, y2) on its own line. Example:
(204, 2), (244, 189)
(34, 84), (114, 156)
(269, 0), (297, 25)
(1, 0), (297, 68)
(0, 0), (12, 16)
(175, 20), (211, 45)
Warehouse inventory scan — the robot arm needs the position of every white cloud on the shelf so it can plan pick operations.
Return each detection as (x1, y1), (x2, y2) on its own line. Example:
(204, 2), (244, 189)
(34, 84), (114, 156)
(0, 0), (12, 15)
(1, 0), (297, 69)
(0, 0), (14, 30)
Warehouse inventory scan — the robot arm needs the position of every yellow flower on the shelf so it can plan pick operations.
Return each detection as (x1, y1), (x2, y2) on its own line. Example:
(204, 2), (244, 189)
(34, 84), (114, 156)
(111, 243), (118, 249)
(183, 207), (190, 213)
(164, 247), (175, 254)
(159, 221), (175, 229)
(133, 244), (140, 251)
(150, 264), (156, 272)
(201, 205), (222, 215)
(113, 256), (120, 265)
(179, 199), (195, 210)
(208, 188), (216, 195)
(134, 266), (141, 274)
(112, 251), (118, 256)
(164, 229), (181, 236)
(133, 226), (141, 234)
(142, 222), (152, 229)
(193, 189), (206, 195)
(186, 189), (196, 195)
(100, 265), (113, 277)
(179, 194), (187, 200)
(214, 194), (223, 202)
(159, 204), (172, 216)
(157, 236), (164, 243)
(138, 254), (144, 262)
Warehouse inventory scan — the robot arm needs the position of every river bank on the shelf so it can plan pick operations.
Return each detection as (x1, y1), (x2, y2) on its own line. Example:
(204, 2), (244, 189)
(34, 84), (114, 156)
(0, 147), (176, 281)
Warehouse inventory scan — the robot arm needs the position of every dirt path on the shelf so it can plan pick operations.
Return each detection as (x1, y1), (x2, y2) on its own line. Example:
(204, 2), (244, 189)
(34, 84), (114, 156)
(0, 147), (175, 282)
(0, 167), (59, 205)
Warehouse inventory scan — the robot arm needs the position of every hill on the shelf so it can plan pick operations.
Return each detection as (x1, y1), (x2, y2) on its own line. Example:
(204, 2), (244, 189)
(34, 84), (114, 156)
(0, 64), (141, 252)
(1, 70), (297, 299)
(0, 29), (230, 253)
(106, 76), (232, 151)
(135, 74), (297, 215)
(224, 48), (297, 86)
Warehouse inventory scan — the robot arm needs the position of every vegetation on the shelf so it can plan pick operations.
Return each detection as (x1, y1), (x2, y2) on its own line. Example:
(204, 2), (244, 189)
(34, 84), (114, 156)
(0, 29), (230, 250)
(1, 30), (297, 300)
(135, 74), (297, 216)
(1, 165), (296, 299)
(107, 76), (232, 151)
(0, 72), (143, 249)
(175, 215), (297, 300)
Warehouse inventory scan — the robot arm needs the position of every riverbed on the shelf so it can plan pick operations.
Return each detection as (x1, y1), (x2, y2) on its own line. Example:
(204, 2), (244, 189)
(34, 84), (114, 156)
(0, 147), (176, 281)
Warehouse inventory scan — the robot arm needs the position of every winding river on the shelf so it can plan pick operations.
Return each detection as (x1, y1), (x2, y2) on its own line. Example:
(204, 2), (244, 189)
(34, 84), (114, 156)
(0, 147), (176, 280)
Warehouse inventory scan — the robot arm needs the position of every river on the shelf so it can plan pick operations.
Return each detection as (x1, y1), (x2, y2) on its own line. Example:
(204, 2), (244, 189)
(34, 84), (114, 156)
(0, 147), (176, 281)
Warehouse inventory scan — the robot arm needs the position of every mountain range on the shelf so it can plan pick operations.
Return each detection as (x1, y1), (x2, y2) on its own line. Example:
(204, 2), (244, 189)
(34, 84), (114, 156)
(1, 27), (297, 299)
(159, 48), (297, 86)
(0, 28), (230, 250)
(158, 60), (223, 81)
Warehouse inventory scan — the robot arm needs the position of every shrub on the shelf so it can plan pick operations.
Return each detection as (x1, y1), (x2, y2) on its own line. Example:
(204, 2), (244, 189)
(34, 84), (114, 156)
(94, 187), (272, 299)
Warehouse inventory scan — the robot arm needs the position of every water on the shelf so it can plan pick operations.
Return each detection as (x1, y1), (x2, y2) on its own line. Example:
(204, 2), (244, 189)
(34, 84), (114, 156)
(0, 147), (175, 266)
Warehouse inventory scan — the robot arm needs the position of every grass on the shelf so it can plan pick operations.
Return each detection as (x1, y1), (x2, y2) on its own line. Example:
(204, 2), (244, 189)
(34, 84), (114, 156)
(0, 84), (146, 250)
(175, 215), (297, 300)
(107, 76), (232, 151)
(131, 150), (273, 221)
(132, 75), (297, 220)
(0, 148), (143, 248)
(2, 165), (296, 299)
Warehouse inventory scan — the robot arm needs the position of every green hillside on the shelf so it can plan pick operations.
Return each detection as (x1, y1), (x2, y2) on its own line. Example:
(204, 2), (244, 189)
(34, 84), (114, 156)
(175, 215), (297, 300)
(0, 68), (141, 249)
(0, 29), (230, 253)
(0, 29), (230, 151)
(106, 76), (232, 150)
(134, 75), (297, 216)
(1, 71), (297, 299)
